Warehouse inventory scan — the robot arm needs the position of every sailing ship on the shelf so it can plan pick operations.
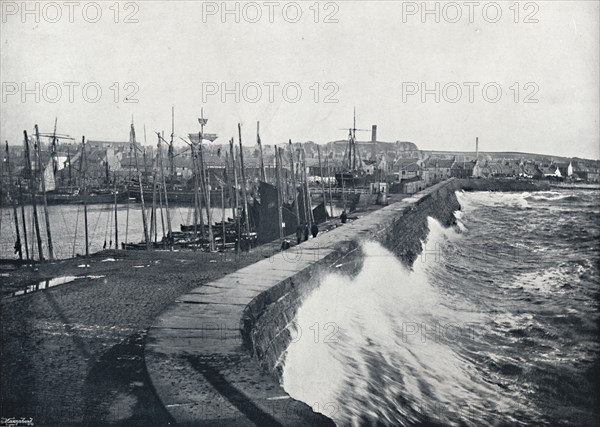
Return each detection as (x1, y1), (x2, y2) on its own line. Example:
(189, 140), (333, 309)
(122, 110), (260, 252)
(335, 109), (371, 188)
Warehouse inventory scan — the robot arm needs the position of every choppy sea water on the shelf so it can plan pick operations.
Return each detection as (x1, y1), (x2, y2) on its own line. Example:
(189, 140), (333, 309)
(283, 190), (600, 426)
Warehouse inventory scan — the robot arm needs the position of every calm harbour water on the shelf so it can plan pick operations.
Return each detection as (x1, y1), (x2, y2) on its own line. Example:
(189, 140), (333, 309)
(0, 203), (234, 259)
(283, 189), (600, 426)
(0, 202), (341, 260)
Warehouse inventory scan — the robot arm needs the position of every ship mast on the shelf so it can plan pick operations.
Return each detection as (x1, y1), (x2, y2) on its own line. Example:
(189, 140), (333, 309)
(5, 142), (23, 260)
(131, 122), (150, 250)
(157, 133), (173, 250)
(82, 136), (90, 257)
(35, 125), (54, 260)
(198, 108), (215, 251)
(23, 130), (44, 261)
(257, 121), (266, 182)
(352, 107), (356, 170)
(339, 107), (369, 173)
(238, 123), (251, 244)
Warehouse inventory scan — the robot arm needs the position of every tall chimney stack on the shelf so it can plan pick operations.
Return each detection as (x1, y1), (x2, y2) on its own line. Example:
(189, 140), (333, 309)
(475, 137), (479, 159)
(371, 125), (377, 143)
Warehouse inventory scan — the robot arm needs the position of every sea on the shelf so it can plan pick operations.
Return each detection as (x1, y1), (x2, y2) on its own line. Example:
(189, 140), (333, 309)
(0, 203), (235, 259)
(282, 189), (600, 426)
(0, 202), (342, 260)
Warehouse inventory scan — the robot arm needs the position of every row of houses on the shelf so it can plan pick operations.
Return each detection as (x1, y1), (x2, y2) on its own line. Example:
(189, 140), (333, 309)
(6, 137), (599, 193)
(376, 156), (600, 194)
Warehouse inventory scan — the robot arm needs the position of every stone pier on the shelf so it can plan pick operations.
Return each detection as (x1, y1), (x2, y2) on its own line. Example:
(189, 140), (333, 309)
(144, 179), (462, 426)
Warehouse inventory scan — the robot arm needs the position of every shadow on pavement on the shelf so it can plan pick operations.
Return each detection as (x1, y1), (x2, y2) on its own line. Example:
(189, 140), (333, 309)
(83, 332), (175, 426)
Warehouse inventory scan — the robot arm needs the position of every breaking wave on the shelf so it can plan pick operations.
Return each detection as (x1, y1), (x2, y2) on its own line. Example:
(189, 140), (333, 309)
(282, 218), (523, 426)
(282, 189), (599, 426)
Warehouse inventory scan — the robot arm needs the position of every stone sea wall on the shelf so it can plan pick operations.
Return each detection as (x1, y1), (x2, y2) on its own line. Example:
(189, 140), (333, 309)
(147, 177), (544, 425)
(243, 179), (462, 377)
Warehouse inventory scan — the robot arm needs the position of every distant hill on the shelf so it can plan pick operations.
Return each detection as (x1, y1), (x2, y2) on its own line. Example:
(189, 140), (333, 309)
(422, 150), (600, 166)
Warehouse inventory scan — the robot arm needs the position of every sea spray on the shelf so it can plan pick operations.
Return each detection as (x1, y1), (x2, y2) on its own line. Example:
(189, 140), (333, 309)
(282, 189), (598, 425)
(282, 217), (514, 426)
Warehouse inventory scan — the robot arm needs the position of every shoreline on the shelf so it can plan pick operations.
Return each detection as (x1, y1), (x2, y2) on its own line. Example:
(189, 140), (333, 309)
(0, 178), (588, 425)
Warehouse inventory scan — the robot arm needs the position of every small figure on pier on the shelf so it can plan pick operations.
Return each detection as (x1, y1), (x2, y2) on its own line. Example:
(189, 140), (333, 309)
(14, 238), (21, 255)
(281, 239), (291, 251)
(303, 223), (309, 242)
(296, 223), (304, 244)
(311, 223), (319, 238)
(341, 210), (348, 224)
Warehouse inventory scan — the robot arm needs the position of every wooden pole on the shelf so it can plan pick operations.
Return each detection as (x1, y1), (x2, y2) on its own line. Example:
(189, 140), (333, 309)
(51, 117), (58, 175)
(158, 180), (166, 241)
(221, 185), (226, 249)
(0, 149), (3, 236)
(191, 144), (200, 240)
(143, 147), (156, 243)
(35, 125), (54, 260)
(170, 106), (175, 181)
(158, 135), (173, 249)
(105, 157), (110, 188)
(229, 139), (241, 255)
(301, 146), (314, 227)
(154, 142), (165, 244)
(196, 144), (207, 240)
(18, 179), (29, 260)
(143, 126), (149, 177)
(23, 130), (44, 261)
(6, 142), (22, 260)
(326, 150), (334, 218)
(342, 163), (347, 211)
(67, 147), (72, 190)
(82, 136), (89, 257)
(299, 146), (308, 225)
(151, 171), (158, 243)
(238, 124), (251, 241)
(149, 149), (159, 244)
(234, 146), (242, 255)
(223, 152), (231, 250)
(224, 151), (232, 214)
(198, 139), (214, 251)
(282, 146), (289, 207)
(114, 172), (119, 250)
(228, 139), (239, 219)
(317, 145), (326, 205)
(31, 195), (35, 258)
(125, 145), (132, 248)
(193, 190), (198, 240)
(257, 121), (266, 182)
(275, 145), (283, 239)
(131, 124), (150, 249)
(0, 151), (3, 236)
(288, 140), (300, 223)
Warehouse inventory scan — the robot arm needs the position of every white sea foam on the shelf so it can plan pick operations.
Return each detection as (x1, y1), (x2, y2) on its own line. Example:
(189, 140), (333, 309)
(282, 217), (510, 426)
(456, 190), (530, 211)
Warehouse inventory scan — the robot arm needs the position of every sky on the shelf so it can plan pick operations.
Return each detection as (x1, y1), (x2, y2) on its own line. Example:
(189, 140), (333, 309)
(1, 0), (598, 159)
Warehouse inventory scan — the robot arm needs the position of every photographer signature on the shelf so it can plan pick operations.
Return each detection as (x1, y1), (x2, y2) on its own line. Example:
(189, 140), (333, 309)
(0, 417), (34, 426)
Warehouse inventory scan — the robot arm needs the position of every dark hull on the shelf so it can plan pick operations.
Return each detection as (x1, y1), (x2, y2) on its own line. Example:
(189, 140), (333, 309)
(180, 221), (235, 233)
(335, 172), (369, 187)
(122, 228), (257, 252)
(34, 191), (129, 205)
(132, 189), (231, 206)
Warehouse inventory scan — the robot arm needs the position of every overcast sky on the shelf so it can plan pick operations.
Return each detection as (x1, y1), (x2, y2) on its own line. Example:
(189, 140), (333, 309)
(1, 1), (598, 158)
